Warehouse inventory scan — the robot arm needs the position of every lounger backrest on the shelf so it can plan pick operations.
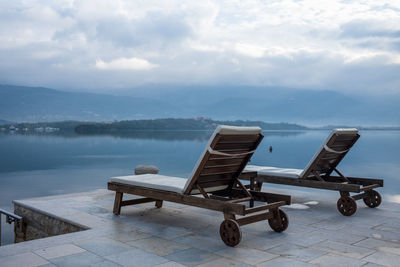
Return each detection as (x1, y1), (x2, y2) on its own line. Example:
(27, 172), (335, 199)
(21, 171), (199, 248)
(300, 128), (359, 178)
(183, 125), (263, 195)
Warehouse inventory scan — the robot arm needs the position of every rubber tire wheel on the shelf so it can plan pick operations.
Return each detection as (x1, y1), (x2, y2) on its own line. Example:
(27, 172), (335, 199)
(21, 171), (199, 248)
(268, 209), (289, 232)
(220, 219), (242, 247)
(337, 196), (357, 216)
(363, 190), (382, 208)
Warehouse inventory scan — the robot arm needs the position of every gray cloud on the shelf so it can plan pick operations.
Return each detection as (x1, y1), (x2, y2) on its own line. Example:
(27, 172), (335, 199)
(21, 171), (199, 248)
(94, 13), (192, 48)
(0, 0), (399, 96)
(340, 20), (400, 39)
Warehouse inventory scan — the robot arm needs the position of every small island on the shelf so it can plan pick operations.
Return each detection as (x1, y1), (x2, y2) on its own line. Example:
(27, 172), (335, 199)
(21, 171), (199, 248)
(74, 118), (307, 134)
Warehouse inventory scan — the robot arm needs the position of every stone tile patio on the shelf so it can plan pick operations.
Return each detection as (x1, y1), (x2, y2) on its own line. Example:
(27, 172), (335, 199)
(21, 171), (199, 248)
(1, 188), (399, 267)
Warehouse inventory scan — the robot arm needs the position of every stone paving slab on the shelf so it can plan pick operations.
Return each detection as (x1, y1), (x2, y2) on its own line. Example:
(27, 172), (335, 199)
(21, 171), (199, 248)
(256, 256), (317, 267)
(195, 258), (252, 267)
(0, 252), (50, 267)
(73, 237), (133, 257)
(105, 248), (169, 267)
(164, 248), (218, 266)
(215, 247), (278, 265)
(363, 251), (400, 267)
(127, 237), (190, 256)
(49, 251), (106, 267)
(34, 244), (86, 260)
(268, 243), (327, 262)
(1, 188), (400, 266)
(311, 240), (375, 259)
(309, 253), (367, 267)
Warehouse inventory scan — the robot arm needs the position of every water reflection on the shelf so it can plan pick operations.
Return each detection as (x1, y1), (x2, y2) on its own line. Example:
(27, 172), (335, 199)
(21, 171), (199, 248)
(23, 129), (305, 141)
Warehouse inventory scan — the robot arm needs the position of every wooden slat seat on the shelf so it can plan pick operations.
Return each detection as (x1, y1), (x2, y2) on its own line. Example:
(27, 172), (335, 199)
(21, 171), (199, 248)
(108, 125), (292, 246)
(245, 128), (359, 180)
(241, 128), (384, 216)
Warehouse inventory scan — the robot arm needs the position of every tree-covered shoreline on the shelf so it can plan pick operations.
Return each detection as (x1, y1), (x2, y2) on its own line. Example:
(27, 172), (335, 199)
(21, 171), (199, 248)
(74, 118), (307, 134)
(1, 118), (399, 137)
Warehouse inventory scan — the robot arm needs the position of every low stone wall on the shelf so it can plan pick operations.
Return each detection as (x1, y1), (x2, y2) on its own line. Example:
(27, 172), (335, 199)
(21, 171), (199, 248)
(13, 203), (87, 243)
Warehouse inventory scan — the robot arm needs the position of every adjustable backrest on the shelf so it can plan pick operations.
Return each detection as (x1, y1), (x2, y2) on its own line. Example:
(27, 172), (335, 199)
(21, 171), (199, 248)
(300, 128), (359, 178)
(183, 125), (263, 195)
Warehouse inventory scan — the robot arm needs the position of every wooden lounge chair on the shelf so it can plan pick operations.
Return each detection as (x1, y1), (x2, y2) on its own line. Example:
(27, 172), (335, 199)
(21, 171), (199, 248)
(108, 125), (291, 246)
(240, 128), (383, 216)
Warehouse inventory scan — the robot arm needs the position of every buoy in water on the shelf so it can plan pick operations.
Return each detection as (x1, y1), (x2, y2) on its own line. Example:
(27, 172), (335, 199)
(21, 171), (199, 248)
(269, 146), (273, 152)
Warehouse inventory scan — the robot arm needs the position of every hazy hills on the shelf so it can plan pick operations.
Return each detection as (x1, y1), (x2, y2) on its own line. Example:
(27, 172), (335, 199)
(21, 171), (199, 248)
(0, 119), (12, 125)
(0, 84), (399, 125)
(0, 85), (178, 122)
(129, 85), (400, 125)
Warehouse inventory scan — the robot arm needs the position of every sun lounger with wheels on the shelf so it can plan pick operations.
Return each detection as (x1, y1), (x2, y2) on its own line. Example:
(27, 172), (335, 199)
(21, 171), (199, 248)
(240, 128), (383, 216)
(108, 125), (291, 246)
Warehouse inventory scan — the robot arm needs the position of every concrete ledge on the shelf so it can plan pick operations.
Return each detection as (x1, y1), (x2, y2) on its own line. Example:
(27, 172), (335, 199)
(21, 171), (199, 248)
(13, 201), (88, 243)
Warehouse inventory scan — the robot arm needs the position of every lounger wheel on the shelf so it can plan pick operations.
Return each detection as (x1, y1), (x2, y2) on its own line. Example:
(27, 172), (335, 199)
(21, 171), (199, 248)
(337, 196), (357, 216)
(363, 190), (382, 208)
(220, 219), (242, 247)
(268, 209), (289, 232)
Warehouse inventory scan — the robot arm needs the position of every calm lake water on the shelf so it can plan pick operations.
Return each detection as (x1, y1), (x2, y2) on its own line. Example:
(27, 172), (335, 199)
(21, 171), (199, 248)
(1, 130), (399, 245)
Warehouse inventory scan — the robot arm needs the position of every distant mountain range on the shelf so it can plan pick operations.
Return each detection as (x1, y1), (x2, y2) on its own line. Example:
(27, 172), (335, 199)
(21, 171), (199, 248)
(0, 119), (12, 125)
(0, 85), (178, 122)
(0, 84), (399, 125)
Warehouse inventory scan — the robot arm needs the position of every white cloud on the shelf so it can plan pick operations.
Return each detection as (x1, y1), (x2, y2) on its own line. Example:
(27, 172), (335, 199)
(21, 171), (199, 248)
(189, 42), (223, 53)
(235, 43), (265, 58)
(95, 57), (157, 70)
(0, 0), (399, 95)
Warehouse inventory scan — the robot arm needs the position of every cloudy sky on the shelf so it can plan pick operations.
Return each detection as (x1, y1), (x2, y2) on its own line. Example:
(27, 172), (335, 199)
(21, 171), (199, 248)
(0, 0), (399, 95)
